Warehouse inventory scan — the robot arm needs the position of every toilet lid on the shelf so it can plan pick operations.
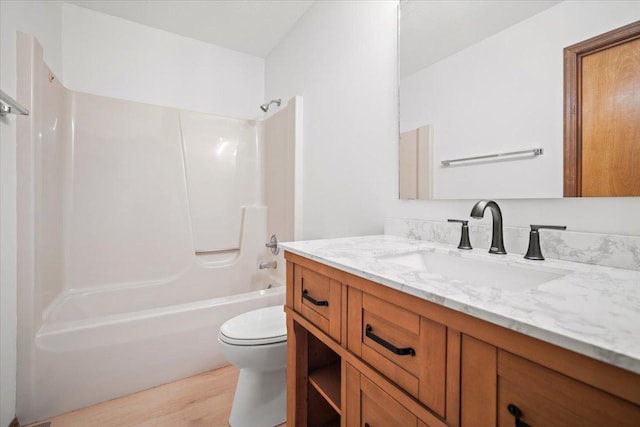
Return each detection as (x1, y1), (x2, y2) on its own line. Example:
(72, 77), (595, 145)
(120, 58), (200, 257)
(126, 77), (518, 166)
(219, 305), (287, 346)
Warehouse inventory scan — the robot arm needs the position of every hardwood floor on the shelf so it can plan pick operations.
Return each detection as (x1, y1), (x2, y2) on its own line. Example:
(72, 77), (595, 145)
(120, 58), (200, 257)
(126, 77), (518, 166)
(25, 366), (286, 427)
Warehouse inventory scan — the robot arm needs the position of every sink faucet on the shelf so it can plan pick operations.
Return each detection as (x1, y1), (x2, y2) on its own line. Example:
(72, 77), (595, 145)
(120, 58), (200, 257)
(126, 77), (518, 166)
(470, 200), (506, 255)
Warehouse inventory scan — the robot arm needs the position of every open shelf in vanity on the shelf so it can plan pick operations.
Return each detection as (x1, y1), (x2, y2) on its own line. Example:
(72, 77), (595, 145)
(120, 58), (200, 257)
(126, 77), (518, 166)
(309, 361), (341, 414)
(307, 332), (341, 425)
(288, 318), (342, 427)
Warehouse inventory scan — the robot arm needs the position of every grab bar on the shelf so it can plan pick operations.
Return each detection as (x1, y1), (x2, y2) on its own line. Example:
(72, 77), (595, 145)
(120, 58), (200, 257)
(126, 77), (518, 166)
(441, 148), (543, 166)
(0, 90), (29, 116)
(195, 248), (239, 255)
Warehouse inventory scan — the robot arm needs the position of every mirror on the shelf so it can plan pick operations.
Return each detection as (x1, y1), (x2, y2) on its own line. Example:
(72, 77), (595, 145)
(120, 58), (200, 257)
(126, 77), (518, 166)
(399, 1), (640, 200)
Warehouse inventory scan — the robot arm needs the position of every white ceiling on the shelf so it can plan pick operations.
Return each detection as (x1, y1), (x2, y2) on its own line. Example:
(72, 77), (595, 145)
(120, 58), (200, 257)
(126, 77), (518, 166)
(401, 0), (562, 78)
(65, 0), (315, 58)
(66, 1), (562, 74)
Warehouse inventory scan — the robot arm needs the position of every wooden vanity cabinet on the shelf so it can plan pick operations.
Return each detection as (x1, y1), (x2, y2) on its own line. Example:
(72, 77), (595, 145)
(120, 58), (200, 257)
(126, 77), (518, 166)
(285, 251), (640, 427)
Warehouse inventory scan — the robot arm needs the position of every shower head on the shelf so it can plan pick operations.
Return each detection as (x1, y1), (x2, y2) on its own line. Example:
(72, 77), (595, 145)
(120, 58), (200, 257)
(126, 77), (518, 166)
(260, 99), (281, 112)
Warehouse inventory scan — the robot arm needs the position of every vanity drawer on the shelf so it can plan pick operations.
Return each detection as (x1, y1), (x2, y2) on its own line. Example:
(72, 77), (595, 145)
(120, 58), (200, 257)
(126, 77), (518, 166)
(497, 350), (640, 427)
(293, 264), (342, 342)
(348, 289), (446, 417)
(346, 363), (434, 427)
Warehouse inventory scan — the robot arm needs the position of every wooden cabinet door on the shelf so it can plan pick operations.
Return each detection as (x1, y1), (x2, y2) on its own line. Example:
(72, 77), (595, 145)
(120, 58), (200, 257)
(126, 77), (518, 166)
(460, 334), (497, 427)
(345, 363), (418, 427)
(497, 350), (640, 427)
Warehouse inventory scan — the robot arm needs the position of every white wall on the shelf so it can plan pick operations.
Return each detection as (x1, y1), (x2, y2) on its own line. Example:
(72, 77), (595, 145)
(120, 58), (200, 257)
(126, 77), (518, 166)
(401, 0), (640, 200)
(265, 0), (398, 239)
(0, 2), (64, 425)
(266, 0), (640, 239)
(62, 3), (265, 119)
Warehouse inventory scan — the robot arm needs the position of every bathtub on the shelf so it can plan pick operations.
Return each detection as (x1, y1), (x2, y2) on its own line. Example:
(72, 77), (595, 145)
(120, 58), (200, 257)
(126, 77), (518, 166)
(16, 35), (297, 424)
(25, 284), (284, 423)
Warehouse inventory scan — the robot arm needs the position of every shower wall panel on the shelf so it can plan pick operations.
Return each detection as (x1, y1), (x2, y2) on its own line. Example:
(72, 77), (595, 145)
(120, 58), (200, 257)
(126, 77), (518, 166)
(16, 34), (69, 329)
(34, 52), (69, 318)
(180, 112), (259, 252)
(67, 94), (194, 290)
(264, 100), (297, 244)
(263, 96), (303, 283)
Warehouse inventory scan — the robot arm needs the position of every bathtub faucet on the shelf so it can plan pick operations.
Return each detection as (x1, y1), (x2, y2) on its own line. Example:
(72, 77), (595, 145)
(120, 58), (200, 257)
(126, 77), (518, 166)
(258, 260), (277, 269)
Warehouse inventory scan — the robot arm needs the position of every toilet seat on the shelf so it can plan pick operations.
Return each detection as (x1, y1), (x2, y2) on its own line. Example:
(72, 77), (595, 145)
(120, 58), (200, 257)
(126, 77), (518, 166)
(219, 305), (286, 346)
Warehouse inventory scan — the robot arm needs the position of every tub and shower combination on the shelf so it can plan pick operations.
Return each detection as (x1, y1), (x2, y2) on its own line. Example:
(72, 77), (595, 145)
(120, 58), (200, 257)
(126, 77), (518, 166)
(16, 34), (301, 423)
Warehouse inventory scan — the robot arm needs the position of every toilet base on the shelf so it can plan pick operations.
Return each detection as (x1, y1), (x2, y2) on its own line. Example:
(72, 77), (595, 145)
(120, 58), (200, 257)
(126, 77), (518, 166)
(229, 368), (286, 427)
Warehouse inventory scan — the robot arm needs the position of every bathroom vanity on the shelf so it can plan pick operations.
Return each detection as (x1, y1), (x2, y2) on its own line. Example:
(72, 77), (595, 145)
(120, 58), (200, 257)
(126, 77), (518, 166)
(281, 235), (640, 426)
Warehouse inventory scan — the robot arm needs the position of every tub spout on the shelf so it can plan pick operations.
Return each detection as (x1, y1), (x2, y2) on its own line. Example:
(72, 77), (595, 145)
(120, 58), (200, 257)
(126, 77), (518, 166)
(259, 260), (277, 269)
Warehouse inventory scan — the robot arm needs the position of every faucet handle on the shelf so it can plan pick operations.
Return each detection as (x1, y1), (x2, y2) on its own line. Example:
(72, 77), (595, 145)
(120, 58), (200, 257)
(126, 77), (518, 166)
(265, 234), (279, 255)
(448, 219), (468, 225)
(530, 225), (567, 232)
(524, 225), (567, 260)
(448, 219), (472, 250)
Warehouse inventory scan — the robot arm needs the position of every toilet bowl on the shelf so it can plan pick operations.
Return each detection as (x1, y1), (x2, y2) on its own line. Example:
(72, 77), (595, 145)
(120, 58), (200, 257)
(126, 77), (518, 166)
(218, 305), (287, 427)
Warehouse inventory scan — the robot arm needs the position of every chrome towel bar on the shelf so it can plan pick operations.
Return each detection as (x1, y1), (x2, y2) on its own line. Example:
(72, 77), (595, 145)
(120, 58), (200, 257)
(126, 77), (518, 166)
(441, 148), (543, 166)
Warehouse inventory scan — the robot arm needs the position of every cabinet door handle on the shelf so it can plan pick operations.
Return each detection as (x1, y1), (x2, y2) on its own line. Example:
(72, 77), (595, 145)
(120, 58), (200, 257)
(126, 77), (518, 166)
(365, 324), (416, 356)
(301, 289), (329, 306)
(364, 424), (370, 427)
(507, 404), (531, 427)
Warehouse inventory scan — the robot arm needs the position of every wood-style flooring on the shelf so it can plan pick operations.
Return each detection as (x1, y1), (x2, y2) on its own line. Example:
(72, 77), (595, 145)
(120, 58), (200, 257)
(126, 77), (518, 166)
(25, 366), (286, 427)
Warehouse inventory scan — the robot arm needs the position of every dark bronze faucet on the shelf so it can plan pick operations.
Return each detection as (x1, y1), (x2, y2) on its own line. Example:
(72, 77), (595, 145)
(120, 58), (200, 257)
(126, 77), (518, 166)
(524, 225), (567, 260)
(448, 219), (473, 250)
(470, 200), (506, 254)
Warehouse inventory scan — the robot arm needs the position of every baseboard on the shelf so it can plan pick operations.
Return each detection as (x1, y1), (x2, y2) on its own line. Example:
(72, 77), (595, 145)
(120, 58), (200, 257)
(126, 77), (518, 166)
(8, 417), (20, 427)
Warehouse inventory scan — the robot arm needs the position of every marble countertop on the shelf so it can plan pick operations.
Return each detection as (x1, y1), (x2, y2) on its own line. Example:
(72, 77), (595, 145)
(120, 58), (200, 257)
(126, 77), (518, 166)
(280, 235), (640, 375)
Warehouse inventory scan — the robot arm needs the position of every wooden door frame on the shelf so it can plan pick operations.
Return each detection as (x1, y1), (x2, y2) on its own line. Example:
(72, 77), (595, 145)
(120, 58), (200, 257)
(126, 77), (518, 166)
(563, 20), (640, 197)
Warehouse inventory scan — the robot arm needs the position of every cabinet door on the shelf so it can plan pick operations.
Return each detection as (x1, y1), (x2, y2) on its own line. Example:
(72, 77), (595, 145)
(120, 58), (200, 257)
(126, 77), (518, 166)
(460, 334), (497, 426)
(345, 363), (418, 427)
(348, 289), (446, 417)
(293, 264), (342, 342)
(497, 350), (640, 427)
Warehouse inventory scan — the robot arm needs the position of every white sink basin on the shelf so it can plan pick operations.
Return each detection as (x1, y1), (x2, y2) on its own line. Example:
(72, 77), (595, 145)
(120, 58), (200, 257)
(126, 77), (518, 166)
(378, 251), (570, 292)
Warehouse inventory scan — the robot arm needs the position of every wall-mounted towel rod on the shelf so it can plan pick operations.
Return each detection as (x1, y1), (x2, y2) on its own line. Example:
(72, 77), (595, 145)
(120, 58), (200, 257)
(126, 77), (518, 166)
(0, 90), (29, 116)
(441, 148), (543, 166)
(195, 248), (239, 255)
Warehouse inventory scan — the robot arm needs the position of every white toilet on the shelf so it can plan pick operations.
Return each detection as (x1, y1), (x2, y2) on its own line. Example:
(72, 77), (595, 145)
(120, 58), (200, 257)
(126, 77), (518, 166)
(218, 305), (287, 427)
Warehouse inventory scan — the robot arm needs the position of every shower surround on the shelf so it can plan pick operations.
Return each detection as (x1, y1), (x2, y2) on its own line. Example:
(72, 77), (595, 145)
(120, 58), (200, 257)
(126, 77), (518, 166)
(15, 34), (300, 423)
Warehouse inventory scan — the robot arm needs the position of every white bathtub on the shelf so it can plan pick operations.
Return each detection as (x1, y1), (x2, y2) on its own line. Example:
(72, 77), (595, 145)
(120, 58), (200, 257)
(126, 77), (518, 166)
(25, 285), (284, 423)
(19, 203), (287, 424)
(16, 37), (296, 424)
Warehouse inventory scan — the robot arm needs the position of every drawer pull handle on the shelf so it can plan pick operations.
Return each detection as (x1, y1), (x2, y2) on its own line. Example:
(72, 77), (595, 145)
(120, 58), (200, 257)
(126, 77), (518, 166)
(365, 424), (371, 427)
(302, 289), (329, 306)
(507, 404), (531, 427)
(365, 324), (416, 356)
